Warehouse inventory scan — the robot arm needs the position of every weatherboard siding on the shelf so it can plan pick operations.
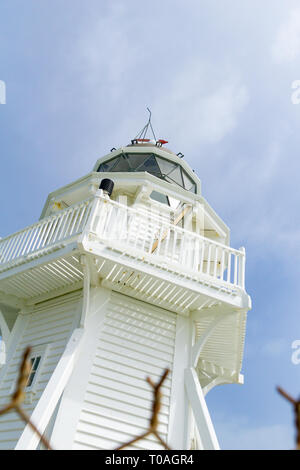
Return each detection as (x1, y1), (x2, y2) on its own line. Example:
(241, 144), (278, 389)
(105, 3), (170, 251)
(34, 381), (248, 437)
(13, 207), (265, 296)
(0, 291), (81, 450)
(72, 292), (177, 450)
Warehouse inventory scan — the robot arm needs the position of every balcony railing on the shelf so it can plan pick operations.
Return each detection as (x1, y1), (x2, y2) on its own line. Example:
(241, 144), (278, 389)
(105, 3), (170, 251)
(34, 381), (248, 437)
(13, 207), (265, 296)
(88, 195), (245, 289)
(0, 199), (93, 269)
(0, 194), (245, 290)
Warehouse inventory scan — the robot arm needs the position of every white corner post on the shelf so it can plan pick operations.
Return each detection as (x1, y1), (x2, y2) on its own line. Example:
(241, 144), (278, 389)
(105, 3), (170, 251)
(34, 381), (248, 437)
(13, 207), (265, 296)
(185, 309), (233, 450)
(184, 367), (220, 450)
(79, 254), (91, 328)
(15, 327), (84, 450)
(0, 309), (10, 365)
(49, 286), (111, 450)
(167, 314), (193, 449)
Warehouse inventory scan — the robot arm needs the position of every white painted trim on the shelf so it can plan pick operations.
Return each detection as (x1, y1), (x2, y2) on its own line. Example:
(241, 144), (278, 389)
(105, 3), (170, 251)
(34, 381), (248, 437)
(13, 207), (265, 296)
(0, 313), (29, 388)
(85, 241), (249, 310)
(15, 328), (84, 450)
(0, 243), (79, 282)
(26, 281), (83, 306)
(50, 286), (111, 450)
(191, 314), (230, 367)
(0, 309), (10, 344)
(79, 255), (91, 328)
(0, 291), (25, 309)
(184, 367), (220, 450)
(167, 314), (192, 449)
(202, 375), (242, 396)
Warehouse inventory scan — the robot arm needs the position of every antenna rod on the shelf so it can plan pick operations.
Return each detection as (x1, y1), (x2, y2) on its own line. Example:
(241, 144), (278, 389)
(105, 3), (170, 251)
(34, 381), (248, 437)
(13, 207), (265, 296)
(135, 108), (156, 141)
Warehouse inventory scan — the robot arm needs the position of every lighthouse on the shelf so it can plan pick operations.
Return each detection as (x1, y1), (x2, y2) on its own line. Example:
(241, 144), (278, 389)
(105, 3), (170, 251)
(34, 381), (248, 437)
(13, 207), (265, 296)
(0, 135), (251, 450)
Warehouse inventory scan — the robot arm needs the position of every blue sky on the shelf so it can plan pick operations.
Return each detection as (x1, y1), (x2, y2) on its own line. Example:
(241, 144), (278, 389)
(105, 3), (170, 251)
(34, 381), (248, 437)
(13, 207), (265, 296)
(1, 0), (300, 449)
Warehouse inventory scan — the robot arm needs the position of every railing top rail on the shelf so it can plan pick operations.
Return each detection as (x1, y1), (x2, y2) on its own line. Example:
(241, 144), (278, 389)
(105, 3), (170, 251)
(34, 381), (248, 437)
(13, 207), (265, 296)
(0, 197), (94, 245)
(95, 194), (244, 256)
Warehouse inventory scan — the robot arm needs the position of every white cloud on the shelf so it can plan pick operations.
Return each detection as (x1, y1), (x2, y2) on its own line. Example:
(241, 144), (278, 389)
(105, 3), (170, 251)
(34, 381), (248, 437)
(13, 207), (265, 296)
(76, 4), (140, 101)
(272, 8), (300, 63)
(152, 61), (249, 149)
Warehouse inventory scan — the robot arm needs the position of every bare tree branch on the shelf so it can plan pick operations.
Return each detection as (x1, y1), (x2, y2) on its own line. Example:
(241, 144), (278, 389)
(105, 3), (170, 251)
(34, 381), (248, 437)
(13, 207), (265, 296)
(115, 368), (171, 450)
(0, 347), (52, 450)
(277, 386), (300, 450)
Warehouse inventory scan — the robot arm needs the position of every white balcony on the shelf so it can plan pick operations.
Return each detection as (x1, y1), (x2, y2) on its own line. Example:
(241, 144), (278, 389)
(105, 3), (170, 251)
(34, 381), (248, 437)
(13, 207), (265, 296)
(0, 193), (249, 312)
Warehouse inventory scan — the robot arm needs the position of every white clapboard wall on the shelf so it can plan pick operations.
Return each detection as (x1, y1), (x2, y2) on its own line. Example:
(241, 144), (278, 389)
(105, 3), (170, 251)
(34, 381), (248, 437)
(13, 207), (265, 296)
(0, 291), (81, 450)
(72, 292), (177, 450)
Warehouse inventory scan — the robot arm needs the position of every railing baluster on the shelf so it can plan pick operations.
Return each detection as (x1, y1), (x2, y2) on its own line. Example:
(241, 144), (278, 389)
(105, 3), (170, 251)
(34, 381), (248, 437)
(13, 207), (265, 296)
(4, 231), (23, 262)
(171, 230), (178, 263)
(46, 214), (61, 246)
(41, 220), (54, 248)
(90, 199), (103, 235)
(156, 226), (164, 257)
(238, 247), (245, 288)
(31, 224), (43, 252)
(35, 220), (50, 250)
(73, 203), (86, 234)
(20, 228), (35, 257)
(102, 204), (114, 239)
(81, 203), (93, 232)
(56, 211), (68, 241)
(62, 211), (74, 240)
(213, 246), (218, 278)
(68, 207), (79, 236)
(206, 244), (212, 275)
(199, 241), (205, 274)
(26, 225), (40, 255)
(227, 252), (232, 283)
(179, 232), (186, 266)
(220, 249), (225, 281)
(2, 235), (17, 263)
(234, 253), (238, 285)
(133, 214), (143, 252)
(12, 231), (26, 259)
(0, 239), (9, 261)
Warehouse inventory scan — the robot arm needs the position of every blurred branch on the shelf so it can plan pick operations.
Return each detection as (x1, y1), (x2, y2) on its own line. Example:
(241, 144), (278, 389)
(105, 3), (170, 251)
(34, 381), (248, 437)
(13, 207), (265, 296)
(277, 386), (300, 450)
(115, 368), (170, 450)
(0, 347), (52, 450)
(0, 350), (171, 451)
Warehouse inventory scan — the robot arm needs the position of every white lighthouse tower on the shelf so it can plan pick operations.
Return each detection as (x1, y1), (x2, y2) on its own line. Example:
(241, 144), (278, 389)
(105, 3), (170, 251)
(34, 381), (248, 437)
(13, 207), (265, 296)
(0, 133), (251, 450)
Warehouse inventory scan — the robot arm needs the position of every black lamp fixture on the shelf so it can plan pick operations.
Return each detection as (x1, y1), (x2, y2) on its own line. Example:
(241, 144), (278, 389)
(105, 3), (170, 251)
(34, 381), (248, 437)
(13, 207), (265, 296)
(99, 178), (114, 197)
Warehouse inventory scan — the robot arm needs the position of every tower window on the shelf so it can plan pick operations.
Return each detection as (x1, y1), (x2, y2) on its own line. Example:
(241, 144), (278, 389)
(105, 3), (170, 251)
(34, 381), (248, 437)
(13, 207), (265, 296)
(150, 190), (169, 206)
(150, 191), (181, 209)
(20, 343), (50, 395)
(27, 355), (42, 388)
(10, 343), (49, 402)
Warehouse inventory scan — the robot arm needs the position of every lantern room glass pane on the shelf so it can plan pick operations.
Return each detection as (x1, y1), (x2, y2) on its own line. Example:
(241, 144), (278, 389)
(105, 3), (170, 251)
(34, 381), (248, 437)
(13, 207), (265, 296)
(109, 156), (130, 172)
(99, 158), (119, 172)
(126, 153), (151, 170)
(155, 157), (177, 176)
(182, 170), (196, 192)
(97, 152), (197, 193)
(166, 166), (184, 186)
(142, 154), (161, 176)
